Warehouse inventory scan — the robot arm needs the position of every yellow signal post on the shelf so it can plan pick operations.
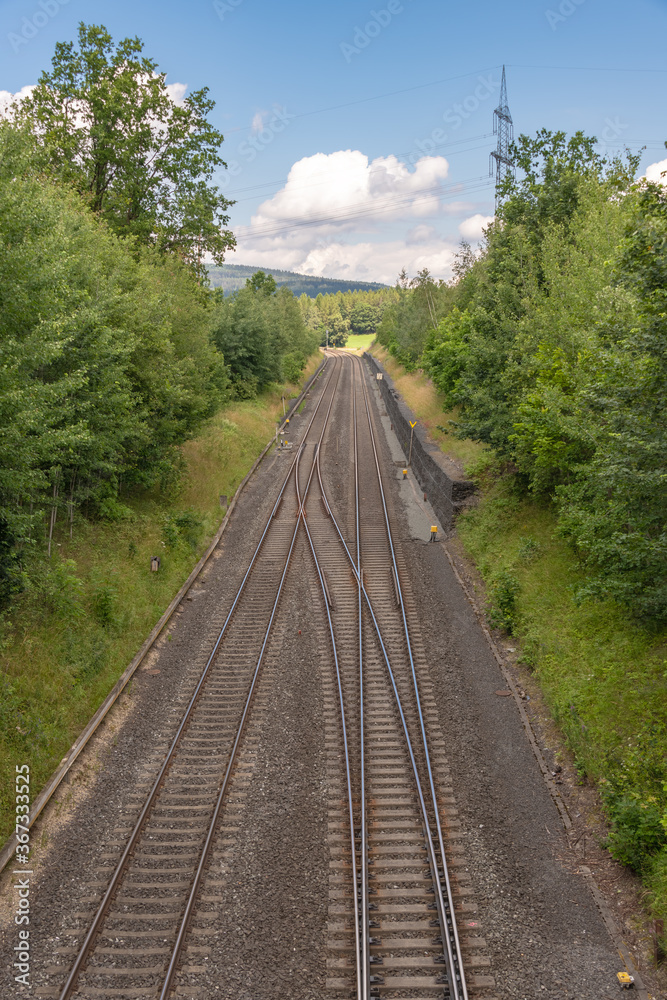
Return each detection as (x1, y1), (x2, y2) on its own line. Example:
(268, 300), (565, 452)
(408, 420), (417, 465)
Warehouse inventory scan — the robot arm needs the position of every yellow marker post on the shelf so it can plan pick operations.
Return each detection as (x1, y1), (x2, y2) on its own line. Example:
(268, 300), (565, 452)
(408, 420), (417, 465)
(430, 526), (438, 543)
(402, 469), (407, 479)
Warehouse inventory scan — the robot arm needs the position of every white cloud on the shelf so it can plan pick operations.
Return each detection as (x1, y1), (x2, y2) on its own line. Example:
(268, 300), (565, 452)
(229, 149), (495, 283)
(230, 233), (458, 285)
(165, 81), (188, 106)
(0, 85), (35, 118)
(458, 213), (494, 240)
(245, 149), (451, 236)
(645, 157), (667, 186)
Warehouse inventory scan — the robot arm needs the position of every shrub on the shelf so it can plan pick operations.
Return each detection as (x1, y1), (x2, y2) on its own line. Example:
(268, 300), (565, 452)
(487, 570), (521, 633)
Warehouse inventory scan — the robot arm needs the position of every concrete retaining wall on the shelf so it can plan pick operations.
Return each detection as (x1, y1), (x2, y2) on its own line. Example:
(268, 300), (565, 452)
(364, 352), (476, 529)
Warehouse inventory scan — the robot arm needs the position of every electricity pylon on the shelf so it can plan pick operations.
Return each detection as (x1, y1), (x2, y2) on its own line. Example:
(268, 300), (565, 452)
(490, 65), (514, 210)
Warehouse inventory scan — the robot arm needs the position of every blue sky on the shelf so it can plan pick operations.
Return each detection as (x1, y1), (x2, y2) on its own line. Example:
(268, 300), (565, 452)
(2, 0), (666, 282)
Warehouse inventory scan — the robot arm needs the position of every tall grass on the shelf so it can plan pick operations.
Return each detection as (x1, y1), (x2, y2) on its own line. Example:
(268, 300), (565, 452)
(0, 363), (319, 844)
(369, 344), (487, 468)
(458, 461), (667, 927)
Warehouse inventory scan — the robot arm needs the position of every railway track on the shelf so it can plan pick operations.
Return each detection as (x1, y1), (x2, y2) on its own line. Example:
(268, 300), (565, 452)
(53, 358), (341, 1000)
(45, 350), (488, 999)
(305, 354), (475, 999)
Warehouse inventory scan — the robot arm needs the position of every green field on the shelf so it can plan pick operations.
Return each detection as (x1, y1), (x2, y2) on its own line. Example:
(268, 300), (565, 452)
(342, 333), (377, 352)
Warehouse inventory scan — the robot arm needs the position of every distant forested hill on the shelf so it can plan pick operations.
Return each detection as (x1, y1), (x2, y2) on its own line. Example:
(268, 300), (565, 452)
(207, 263), (388, 297)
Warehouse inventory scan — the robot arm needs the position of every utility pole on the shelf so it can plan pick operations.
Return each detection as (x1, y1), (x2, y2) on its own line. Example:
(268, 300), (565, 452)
(490, 65), (514, 210)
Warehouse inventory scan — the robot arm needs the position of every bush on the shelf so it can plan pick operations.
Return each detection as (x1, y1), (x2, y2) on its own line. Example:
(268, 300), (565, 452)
(601, 722), (667, 873)
(487, 570), (521, 633)
(162, 510), (203, 550)
(282, 350), (306, 384)
(603, 794), (666, 873)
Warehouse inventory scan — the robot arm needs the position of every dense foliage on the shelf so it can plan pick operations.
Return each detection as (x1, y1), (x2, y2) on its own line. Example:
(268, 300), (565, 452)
(0, 123), (230, 598)
(15, 23), (235, 277)
(0, 24), (325, 601)
(299, 286), (398, 347)
(212, 271), (319, 396)
(379, 132), (666, 628)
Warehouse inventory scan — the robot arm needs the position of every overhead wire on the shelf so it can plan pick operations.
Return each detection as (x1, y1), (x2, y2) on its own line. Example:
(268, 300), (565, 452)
(223, 66), (503, 135)
(228, 138), (495, 205)
(234, 175), (494, 241)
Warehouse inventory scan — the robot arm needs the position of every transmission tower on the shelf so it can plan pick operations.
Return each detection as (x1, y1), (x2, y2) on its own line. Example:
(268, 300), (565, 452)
(490, 65), (514, 209)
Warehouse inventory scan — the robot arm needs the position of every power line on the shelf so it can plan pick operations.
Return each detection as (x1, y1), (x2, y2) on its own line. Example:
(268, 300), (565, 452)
(224, 66), (503, 135)
(228, 137), (495, 205)
(234, 176), (493, 241)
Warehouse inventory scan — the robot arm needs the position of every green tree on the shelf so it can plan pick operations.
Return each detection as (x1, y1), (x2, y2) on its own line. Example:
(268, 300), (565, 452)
(349, 301), (383, 335)
(246, 270), (277, 296)
(17, 22), (235, 276)
(0, 122), (228, 580)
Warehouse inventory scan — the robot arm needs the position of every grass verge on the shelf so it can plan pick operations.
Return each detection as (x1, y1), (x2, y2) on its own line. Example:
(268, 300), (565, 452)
(367, 352), (667, 932)
(368, 344), (487, 468)
(0, 356), (321, 845)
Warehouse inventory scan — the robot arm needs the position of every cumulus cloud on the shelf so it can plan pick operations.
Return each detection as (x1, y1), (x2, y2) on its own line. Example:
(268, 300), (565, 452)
(645, 157), (667, 186)
(165, 81), (188, 106)
(244, 150), (451, 236)
(458, 213), (494, 240)
(229, 149), (494, 283)
(0, 85), (35, 117)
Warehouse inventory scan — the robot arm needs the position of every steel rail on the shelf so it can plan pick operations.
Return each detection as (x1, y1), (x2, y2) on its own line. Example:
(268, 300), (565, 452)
(353, 375), (372, 1000)
(358, 355), (468, 1000)
(159, 362), (343, 999)
(293, 361), (364, 1000)
(316, 352), (466, 999)
(0, 359), (328, 881)
(57, 358), (338, 1000)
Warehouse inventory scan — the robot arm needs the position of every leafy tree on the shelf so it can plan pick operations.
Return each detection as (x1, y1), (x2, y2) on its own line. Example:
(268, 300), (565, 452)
(349, 301), (383, 335)
(555, 178), (667, 622)
(212, 273), (318, 393)
(246, 270), (277, 296)
(16, 22), (235, 276)
(0, 122), (228, 581)
(500, 129), (638, 261)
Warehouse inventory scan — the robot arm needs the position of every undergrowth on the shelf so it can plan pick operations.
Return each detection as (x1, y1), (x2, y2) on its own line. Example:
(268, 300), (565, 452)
(458, 454), (667, 931)
(0, 356), (321, 846)
(366, 348), (667, 939)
